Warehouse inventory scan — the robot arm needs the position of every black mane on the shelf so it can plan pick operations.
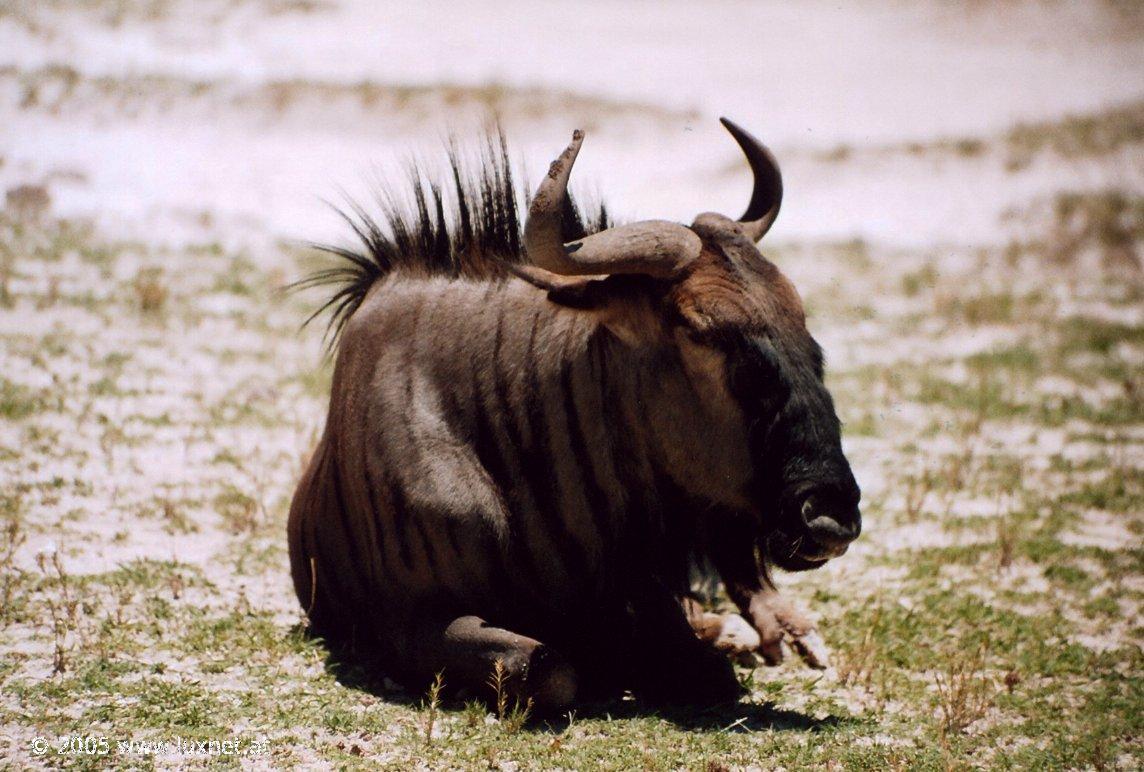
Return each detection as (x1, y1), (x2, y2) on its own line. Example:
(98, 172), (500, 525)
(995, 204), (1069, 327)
(293, 129), (612, 346)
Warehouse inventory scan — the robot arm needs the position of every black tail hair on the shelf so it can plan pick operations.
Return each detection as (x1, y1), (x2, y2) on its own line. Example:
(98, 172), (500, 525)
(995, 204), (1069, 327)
(292, 128), (612, 347)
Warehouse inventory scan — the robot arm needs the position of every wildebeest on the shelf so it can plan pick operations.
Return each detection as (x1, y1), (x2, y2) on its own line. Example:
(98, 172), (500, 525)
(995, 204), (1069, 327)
(288, 119), (861, 711)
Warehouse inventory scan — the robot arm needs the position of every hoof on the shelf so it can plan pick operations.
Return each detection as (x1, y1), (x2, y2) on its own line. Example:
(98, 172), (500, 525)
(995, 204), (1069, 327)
(634, 647), (743, 707)
(713, 614), (762, 654)
(524, 645), (577, 713)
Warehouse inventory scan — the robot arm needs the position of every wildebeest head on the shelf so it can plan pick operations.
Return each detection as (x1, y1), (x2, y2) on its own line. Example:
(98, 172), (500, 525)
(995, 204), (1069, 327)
(522, 119), (861, 573)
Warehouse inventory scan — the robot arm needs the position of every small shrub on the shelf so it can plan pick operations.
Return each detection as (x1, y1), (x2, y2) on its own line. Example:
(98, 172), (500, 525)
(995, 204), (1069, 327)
(996, 517), (1019, 570)
(133, 267), (168, 313)
(934, 647), (993, 736)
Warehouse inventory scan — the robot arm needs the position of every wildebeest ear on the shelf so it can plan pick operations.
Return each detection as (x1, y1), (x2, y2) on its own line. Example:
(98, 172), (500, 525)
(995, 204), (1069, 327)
(505, 263), (608, 308)
(506, 262), (605, 292)
(547, 281), (611, 309)
(510, 264), (664, 343)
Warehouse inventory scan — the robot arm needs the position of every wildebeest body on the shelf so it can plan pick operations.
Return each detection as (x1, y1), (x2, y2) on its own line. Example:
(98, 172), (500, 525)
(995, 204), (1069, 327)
(290, 275), (749, 678)
(289, 122), (861, 708)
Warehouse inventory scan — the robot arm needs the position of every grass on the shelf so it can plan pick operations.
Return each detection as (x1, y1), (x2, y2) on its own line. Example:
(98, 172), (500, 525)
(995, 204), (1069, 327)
(813, 99), (1144, 173)
(933, 646), (993, 738)
(1061, 466), (1142, 513)
(1, 0), (334, 32)
(0, 376), (41, 419)
(1007, 101), (1144, 170)
(0, 199), (1140, 766)
(4, 62), (696, 125)
(1043, 190), (1144, 268)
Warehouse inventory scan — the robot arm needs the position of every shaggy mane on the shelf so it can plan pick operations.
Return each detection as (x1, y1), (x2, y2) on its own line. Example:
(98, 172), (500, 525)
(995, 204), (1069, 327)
(293, 129), (612, 346)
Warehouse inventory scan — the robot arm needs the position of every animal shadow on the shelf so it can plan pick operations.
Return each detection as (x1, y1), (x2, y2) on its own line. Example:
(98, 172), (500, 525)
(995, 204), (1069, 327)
(309, 633), (853, 735)
(565, 697), (853, 734)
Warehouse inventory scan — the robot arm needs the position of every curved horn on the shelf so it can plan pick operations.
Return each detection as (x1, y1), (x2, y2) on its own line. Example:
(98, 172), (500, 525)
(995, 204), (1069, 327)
(720, 117), (783, 242)
(524, 131), (701, 278)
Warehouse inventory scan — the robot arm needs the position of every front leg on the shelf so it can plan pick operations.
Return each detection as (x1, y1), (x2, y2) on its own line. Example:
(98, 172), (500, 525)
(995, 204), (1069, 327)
(705, 512), (830, 669)
(681, 594), (761, 665)
(743, 586), (830, 668)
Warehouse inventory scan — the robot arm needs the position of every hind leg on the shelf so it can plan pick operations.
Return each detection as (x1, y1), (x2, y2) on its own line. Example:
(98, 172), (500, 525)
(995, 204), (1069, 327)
(409, 615), (577, 713)
(624, 579), (743, 705)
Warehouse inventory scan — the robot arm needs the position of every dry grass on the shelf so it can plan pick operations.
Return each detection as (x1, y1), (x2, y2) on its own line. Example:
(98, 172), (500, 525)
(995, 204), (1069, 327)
(995, 516), (1021, 571)
(1047, 190), (1142, 269)
(488, 658), (534, 734)
(835, 608), (881, 689)
(422, 671), (445, 746)
(903, 470), (934, 523)
(132, 267), (167, 314)
(0, 495), (26, 617)
(933, 647), (994, 738)
(34, 549), (77, 675)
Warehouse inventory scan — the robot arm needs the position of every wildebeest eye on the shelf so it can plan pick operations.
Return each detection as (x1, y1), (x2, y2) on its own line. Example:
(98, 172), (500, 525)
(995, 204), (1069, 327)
(724, 337), (791, 414)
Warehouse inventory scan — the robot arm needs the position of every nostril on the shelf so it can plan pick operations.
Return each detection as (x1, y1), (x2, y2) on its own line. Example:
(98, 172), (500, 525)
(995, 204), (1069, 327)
(806, 514), (860, 546)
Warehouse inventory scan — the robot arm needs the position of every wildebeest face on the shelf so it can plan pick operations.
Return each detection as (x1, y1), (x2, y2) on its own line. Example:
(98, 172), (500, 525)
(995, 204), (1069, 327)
(521, 118), (861, 570)
(671, 231), (862, 571)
